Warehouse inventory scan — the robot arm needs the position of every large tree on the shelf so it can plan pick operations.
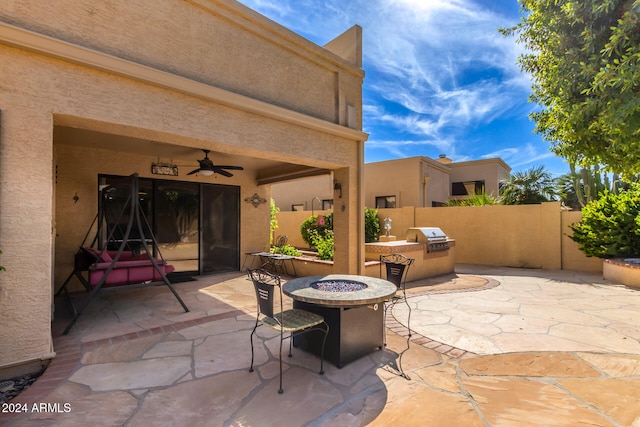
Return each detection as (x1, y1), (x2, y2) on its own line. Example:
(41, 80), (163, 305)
(503, 0), (640, 175)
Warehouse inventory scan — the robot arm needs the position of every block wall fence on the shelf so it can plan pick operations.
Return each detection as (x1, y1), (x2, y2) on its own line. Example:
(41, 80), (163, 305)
(275, 202), (602, 272)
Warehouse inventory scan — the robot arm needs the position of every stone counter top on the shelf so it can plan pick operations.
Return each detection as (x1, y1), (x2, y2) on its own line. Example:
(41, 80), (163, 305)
(365, 239), (455, 254)
(283, 274), (396, 307)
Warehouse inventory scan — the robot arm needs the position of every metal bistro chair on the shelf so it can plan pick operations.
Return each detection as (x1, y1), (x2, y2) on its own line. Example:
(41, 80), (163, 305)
(248, 269), (329, 394)
(380, 254), (415, 345)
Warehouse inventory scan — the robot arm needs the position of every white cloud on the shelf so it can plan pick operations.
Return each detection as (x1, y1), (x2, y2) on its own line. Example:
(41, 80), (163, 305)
(481, 144), (556, 169)
(366, 135), (457, 159)
(237, 0), (555, 170)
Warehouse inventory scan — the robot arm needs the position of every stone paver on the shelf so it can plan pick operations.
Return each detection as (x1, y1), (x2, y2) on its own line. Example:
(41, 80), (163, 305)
(3, 266), (640, 426)
(398, 267), (640, 355)
(69, 357), (192, 391)
(461, 376), (617, 426)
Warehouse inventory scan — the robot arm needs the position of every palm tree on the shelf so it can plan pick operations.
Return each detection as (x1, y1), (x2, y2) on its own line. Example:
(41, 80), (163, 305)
(499, 165), (558, 205)
(444, 190), (498, 206)
(556, 171), (582, 210)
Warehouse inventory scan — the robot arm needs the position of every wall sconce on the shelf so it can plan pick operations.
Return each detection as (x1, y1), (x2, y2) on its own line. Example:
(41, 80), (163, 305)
(244, 193), (267, 208)
(333, 181), (342, 198)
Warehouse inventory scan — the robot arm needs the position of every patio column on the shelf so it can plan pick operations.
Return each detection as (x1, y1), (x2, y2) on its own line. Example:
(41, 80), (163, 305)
(332, 159), (364, 275)
(0, 107), (55, 375)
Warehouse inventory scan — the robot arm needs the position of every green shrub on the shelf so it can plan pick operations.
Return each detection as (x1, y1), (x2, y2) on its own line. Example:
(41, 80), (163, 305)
(299, 208), (380, 259)
(569, 183), (640, 258)
(307, 229), (334, 260)
(300, 213), (333, 248)
(270, 198), (279, 246)
(364, 207), (380, 242)
(270, 244), (301, 257)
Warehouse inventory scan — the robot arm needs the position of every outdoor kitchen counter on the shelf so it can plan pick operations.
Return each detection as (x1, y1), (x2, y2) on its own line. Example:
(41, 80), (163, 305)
(364, 239), (456, 282)
(282, 274), (397, 368)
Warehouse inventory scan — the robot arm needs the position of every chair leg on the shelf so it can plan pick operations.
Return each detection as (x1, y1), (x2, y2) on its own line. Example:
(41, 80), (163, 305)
(403, 289), (412, 338)
(249, 317), (260, 373)
(278, 329), (284, 394)
(319, 323), (329, 375)
(383, 299), (397, 347)
(288, 332), (293, 358)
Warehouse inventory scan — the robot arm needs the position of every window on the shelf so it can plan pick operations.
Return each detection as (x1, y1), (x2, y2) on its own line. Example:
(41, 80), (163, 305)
(291, 204), (305, 211)
(375, 196), (396, 208)
(452, 180), (485, 196)
(322, 199), (333, 210)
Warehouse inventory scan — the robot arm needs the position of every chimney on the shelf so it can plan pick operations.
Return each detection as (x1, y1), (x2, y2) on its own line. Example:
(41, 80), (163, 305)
(437, 154), (452, 164)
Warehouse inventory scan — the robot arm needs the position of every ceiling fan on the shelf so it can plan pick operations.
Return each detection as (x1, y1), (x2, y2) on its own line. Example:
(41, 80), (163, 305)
(187, 149), (244, 177)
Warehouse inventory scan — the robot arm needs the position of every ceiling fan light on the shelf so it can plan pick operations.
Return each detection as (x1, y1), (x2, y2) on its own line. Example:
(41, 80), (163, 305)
(199, 169), (214, 176)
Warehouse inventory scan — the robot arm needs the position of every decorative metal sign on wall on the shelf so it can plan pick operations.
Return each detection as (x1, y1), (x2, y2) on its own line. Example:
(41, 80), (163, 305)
(245, 193), (267, 208)
(151, 163), (179, 176)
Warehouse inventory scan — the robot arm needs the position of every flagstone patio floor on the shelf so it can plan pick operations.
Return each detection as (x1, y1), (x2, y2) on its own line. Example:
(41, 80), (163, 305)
(2, 265), (640, 426)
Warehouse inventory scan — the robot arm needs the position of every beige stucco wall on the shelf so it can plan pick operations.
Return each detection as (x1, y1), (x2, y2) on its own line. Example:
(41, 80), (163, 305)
(275, 210), (333, 249)
(273, 155), (508, 211)
(271, 175), (334, 212)
(603, 260), (640, 289)
(422, 159), (451, 206)
(561, 210), (604, 272)
(53, 144), (268, 292)
(416, 202), (560, 269)
(449, 158), (511, 197)
(364, 157), (454, 208)
(276, 202), (603, 273)
(0, 0), (366, 376)
(377, 207), (415, 241)
(0, 0), (363, 124)
(364, 157), (423, 208)
(0, 108), (56, 375)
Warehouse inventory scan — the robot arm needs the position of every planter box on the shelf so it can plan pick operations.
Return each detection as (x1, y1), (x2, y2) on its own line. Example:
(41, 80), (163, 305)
(603, 258), (640, 289)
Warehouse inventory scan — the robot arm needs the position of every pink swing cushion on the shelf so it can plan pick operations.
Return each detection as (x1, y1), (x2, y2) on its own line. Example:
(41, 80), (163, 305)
(79, 247), (175, 287)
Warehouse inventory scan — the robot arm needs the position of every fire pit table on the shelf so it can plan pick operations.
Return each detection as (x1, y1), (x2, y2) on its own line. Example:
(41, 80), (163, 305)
(282, 274), (397, 368)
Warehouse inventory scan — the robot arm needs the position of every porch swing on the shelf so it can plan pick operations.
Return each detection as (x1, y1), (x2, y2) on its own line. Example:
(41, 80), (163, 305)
(56, 173), (190, 335)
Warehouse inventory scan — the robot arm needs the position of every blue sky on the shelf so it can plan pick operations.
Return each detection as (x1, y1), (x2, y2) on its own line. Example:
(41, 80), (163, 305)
(237, 0), (571, 176)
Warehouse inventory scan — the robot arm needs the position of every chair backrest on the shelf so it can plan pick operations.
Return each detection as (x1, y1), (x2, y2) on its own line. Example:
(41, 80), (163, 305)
(248, 269), (281, 319)
(380, 254), (414, 290)
(274, 235), (288, 248)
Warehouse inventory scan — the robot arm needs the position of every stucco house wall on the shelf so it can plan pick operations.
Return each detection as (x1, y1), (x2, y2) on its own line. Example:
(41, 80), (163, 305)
(365, 157), (423, 208)
(271, 175), (334, 212)
(449, 158), (511, 198)
(273, 155), (508, 210)
(0, 0), (366, 377)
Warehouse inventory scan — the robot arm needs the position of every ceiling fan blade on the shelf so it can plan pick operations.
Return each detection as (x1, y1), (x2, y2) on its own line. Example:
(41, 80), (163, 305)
(213, 168), (234, 177)
(189, 149), (243, 178)
(199, 159), (214, 169)
(215, 165), (244, 170)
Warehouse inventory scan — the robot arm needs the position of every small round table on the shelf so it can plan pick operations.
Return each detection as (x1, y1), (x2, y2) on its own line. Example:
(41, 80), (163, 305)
(283, 274), (397, 368)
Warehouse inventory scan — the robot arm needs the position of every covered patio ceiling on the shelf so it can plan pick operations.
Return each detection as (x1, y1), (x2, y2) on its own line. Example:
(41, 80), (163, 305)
(54, 126), (332, 185)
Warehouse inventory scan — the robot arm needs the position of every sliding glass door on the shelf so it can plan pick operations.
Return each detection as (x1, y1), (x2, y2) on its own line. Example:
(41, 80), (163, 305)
(200, 184), (240, 273)
(154, 181), (200, 272)
(99, 175), (240, 274)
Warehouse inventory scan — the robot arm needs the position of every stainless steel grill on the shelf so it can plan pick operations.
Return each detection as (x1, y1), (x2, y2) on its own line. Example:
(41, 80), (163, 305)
(405, 227), (450, 252)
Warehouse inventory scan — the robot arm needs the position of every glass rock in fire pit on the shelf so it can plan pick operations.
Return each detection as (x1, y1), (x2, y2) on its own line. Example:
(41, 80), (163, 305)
(310, 280), (368, 292)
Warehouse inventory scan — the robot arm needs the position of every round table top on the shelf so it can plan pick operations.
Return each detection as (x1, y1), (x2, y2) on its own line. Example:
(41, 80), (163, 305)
(282, 274), (397, 307)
